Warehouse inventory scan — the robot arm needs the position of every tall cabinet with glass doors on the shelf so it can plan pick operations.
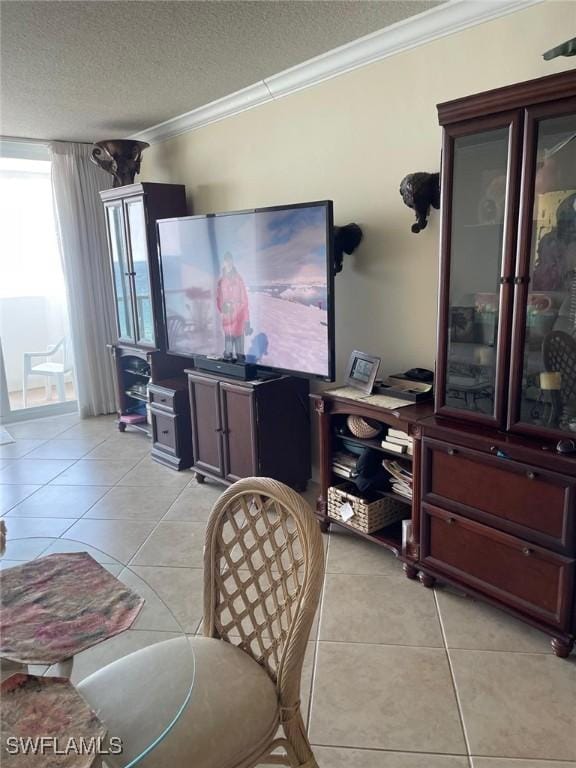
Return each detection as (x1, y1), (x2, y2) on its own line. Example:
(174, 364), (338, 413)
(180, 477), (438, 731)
(419, 70), (576, 658)
(100, 183), (187, 434)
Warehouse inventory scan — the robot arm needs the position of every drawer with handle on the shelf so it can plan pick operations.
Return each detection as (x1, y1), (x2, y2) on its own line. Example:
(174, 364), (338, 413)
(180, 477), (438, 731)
(422, 438), (575, 554)
(151, 407), (178, 456)
(421, 503), (574, 628)
(148, 386), (176, 412)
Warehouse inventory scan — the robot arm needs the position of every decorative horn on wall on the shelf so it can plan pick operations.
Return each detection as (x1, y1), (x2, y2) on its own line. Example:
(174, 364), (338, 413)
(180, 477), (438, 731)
(543, 37), (576, 60)
(90, 139), (150, 187)
(333, 223), (363, 274)
(399, 172), (440, 233)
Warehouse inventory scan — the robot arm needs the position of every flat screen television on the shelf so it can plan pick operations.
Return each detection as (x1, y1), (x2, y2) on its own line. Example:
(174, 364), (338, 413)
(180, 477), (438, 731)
(157, 200), (335, 380)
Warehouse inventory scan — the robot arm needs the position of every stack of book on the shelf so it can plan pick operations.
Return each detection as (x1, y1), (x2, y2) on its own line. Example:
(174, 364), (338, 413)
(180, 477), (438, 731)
(381, 428), (414, 456)
(382, 459), (413, 500)
(332, 451), (358, 479)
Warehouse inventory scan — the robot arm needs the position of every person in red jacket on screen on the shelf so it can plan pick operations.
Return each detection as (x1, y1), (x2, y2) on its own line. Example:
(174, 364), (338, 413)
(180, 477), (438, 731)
(216, 252), (251, 360)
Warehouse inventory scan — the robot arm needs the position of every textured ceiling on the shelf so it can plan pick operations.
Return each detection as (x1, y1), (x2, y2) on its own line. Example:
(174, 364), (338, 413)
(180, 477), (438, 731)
(1, 0), (443, 142)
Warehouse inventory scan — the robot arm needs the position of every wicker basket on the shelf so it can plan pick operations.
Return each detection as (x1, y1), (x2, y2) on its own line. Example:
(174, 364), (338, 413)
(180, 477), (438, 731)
(346, 415), (382, 439)
(328, 483), (407, 534)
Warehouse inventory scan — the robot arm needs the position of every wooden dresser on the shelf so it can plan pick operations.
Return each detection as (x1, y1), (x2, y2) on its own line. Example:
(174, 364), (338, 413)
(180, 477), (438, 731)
(419, 416), (575, 657)
(418, 70), (576, 657)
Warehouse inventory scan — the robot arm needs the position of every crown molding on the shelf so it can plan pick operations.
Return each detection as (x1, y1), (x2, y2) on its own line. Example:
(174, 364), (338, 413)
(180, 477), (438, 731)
(132, 82), (272, 145)
(132, 0), (543, 145)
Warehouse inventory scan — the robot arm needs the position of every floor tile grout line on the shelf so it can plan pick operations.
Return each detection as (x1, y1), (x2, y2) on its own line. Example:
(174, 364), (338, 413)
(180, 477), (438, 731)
(310, 742), (469, 757)
(0, 420), (117, 510)
(312, 636), (555, 654)
(314, 637), (448, 650)
(56, 517), (81, 539)
(52, 451), (153, 496)
(305, 527), (331, 734)
(311, 743), (576, 764)
(1, 438), (50, 460)
(18, 434), (109, 461)
(156, 482), (207, 525)
(0, 456), (81, 487)
(2, 485), (45, 515)
(78, 480), (185, 521)
(49, 435), (167, 559)
(433, 589), (473, 764)
(77, 486), (121, 519)
(124, 499), (173, 567)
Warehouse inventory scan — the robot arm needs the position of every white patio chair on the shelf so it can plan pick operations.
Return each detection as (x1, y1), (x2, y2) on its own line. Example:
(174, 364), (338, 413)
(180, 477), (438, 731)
(22, 337), (73, 407)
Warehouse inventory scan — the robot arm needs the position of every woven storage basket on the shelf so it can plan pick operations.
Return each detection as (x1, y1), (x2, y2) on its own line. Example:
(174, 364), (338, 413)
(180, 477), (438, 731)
(328, 483), (407, 534)
(346, 415), (382, 439)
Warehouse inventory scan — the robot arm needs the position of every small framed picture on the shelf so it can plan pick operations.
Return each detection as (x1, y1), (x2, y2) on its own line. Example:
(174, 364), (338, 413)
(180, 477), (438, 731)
(345, 350), (381, 394)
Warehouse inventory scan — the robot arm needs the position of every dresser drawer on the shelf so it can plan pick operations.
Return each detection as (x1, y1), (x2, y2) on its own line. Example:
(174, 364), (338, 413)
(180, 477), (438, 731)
(422, 438), (575, 554)
(421, 504), (574, 628)
(151, 407), (178, 456)
(148, 386), (177, 412)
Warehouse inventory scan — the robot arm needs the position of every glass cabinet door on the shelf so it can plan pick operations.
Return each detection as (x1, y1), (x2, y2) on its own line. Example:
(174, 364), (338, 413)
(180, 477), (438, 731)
(437, 115), (520, 426)
(106, 202), (135, 342)
(125, 198), (155, 346)
(510, 103), (576, 436)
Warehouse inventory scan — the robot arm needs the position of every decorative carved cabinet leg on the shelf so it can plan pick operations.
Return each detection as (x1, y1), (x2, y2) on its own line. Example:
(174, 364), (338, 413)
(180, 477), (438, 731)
(403, 563), (419, 580)
(195, 473), (205, 484)
(118, 421), (126, 433)
(419, 572), (436, 589)
(551, 637), (574, 658)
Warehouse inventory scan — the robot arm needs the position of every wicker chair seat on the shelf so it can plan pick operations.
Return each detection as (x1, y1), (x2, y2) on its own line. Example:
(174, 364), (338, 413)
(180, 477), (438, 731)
(80, 478), (324, 768)
(79, 636), (279, 768)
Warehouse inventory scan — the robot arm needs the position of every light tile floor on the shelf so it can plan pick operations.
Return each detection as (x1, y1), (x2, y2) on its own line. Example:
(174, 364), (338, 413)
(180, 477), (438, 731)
(1, 413), (575, 768)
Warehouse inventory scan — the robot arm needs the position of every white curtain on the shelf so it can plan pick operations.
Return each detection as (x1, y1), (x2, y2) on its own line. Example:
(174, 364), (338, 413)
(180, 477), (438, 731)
(50, 141), (117, 417)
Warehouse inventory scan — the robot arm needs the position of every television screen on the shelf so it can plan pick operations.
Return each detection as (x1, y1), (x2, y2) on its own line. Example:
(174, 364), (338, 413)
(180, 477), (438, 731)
(157, 201), (334, 380)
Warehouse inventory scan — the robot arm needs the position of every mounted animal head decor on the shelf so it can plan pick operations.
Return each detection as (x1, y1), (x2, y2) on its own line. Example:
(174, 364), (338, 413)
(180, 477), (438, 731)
(543, 37), (576, 60)
(333, 223), (363, 274)
(399, 172), (441, 233)
(90, 139), (149, 187)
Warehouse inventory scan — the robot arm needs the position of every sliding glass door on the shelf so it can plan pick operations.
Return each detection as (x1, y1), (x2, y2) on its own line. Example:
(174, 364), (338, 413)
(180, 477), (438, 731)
(0, 150), (77, 422)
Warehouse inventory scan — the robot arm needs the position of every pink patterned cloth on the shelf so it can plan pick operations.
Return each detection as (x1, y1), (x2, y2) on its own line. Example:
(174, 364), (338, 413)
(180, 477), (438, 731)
(0, 552), (144, 665)
(1, 674), (106, 768)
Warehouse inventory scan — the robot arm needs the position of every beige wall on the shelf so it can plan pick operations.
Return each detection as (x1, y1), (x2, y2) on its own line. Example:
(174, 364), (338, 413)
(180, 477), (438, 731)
(142, 1), (575, 383)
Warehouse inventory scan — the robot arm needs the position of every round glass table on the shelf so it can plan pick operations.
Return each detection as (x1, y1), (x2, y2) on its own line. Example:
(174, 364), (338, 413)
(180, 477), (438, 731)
(0, 537), (196, 768)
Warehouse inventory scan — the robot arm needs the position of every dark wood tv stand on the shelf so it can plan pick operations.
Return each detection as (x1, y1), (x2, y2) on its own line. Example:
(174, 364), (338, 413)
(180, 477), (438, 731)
(186, 370), (311, 490)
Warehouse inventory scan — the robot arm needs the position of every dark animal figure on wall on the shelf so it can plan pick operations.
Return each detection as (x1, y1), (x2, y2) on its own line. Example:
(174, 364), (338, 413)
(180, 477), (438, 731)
(399, 172), (441, 233)
(333, 223), (363, 274)
(91, 140), (149, 187)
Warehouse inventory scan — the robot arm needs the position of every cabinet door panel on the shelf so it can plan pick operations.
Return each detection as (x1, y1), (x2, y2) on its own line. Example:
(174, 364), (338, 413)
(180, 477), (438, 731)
(105, 202), (135, 342)
(421, 504), (574, 628)
(509, 98), (576, 438)
(220, 383), (257, 483)
(188, 375), (223, 477)
(125, 197), (155, 346)
(422, 438), (575, 553)
(436, 113), (522, 427)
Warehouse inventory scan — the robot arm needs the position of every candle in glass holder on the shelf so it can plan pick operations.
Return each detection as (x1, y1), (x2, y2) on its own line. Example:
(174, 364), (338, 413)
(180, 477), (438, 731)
(474, 347), (492, 366)
(540, 371), (562, 390)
